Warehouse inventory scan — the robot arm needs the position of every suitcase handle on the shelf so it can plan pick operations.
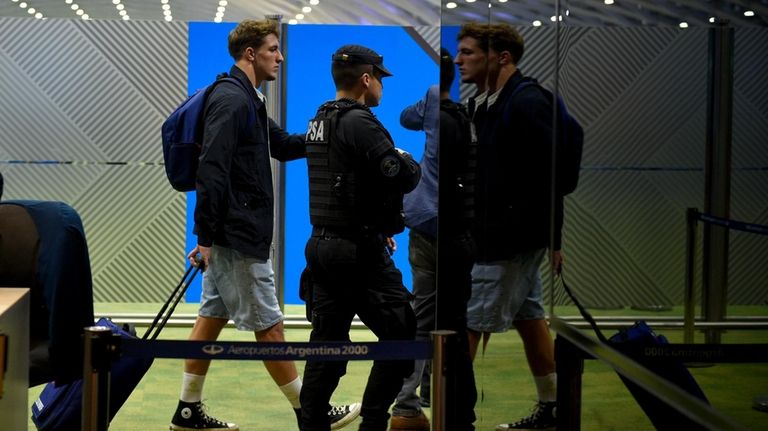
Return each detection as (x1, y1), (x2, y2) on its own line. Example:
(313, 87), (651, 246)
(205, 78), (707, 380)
(143, 258), (204, 340)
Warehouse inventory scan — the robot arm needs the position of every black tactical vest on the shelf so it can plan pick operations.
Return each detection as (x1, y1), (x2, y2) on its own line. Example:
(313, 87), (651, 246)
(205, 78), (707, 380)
(305, 100), (363, 230)
(305, 99), (407, 236)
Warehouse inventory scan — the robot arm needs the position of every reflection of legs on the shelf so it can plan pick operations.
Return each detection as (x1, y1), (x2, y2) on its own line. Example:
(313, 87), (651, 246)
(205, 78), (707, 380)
(393, 230), (435, 418)
(515, 319), (556, 401)
(467, 329), (492, 362)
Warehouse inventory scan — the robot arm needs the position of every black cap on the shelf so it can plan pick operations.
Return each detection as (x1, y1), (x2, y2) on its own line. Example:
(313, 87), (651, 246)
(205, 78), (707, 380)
(332, 44), (393, 77)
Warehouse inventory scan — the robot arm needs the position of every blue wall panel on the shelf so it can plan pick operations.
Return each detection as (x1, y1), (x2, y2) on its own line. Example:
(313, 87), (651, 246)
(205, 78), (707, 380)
(186, 23), (437, 304)
(284, 25), (437, 305)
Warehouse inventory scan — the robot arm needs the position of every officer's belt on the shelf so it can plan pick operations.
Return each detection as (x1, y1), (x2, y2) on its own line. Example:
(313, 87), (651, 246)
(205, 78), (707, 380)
(311, 226), (380, 241)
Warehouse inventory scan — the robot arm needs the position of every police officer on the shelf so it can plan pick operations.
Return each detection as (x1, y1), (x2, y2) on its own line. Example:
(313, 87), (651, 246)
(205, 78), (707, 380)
(299, 44), (421, 431)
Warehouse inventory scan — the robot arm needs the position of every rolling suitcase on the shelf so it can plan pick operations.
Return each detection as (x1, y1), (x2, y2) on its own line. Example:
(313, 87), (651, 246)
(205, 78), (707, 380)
(30, 263), (203, 431)
(560, 272), (709, 430)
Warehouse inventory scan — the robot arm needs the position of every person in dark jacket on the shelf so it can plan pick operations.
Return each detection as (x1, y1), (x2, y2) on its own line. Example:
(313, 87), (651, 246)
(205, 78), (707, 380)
(170, 20), (358, 431)
(389, 48), (477, 431)
(457, 23), (563, 431)
(300, 44), (421, 431)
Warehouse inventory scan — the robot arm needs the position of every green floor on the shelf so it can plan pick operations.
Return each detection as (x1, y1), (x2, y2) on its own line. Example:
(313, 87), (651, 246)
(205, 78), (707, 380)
(28, 304), (768, 430)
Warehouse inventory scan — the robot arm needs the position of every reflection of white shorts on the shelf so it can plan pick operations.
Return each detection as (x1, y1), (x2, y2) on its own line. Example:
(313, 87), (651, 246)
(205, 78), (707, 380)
(466, 248), (546, 333)
(198, 245), (284, 332)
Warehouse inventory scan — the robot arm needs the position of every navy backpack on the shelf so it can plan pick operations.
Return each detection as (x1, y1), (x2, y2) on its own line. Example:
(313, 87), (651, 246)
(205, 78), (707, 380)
(161, 73), (249, 192)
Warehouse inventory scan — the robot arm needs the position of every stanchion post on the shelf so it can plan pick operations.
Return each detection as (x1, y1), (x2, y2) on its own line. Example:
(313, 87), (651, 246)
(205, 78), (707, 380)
(684, 208), (699, 343)
(431, 330), (455, 431)
(555, 335), (584, 431)
(82, 326), (114, 431)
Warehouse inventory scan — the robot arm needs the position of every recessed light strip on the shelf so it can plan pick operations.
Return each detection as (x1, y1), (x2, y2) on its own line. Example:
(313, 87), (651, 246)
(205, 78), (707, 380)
(63, 0), (89, 20)
(10, 0), (45, 19)
(214, 0), (227, 23)
(112, 0), (130, 21)
(288, 0), (316, 25)
(161, 0), (172, 22)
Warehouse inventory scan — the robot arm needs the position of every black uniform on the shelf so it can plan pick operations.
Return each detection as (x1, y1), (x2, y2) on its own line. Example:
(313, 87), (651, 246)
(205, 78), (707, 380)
(300, 98), (421, 431)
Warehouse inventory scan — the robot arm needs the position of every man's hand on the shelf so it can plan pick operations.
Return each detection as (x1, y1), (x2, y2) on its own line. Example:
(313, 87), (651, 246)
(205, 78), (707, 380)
(551, 249), (563, 275)
(187, 245), (211, 270)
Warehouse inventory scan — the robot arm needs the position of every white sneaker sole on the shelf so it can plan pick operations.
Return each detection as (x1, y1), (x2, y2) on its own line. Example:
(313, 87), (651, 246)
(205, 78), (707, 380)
(330, 402), (362, 430)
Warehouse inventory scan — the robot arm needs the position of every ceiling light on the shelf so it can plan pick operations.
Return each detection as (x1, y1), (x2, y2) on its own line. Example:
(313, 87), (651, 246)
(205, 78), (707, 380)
(112, 0), (120, 4)
(214, 1), (226, 22)
(71, 4), (78, 10)
(604, 0), (614, 4)
(162, 4), (170, 10)
(27, 7), (35, 14)
(295, 13), (304, 20)
(309, 0), (319, 5)
(163, 10), (171, 16)
(121, 15), (129, 20)
(499, 0), (508, 3)
(116, 4), (124, 10)
(119, 10), (126, 15)
(19, 2), (26, 8)
(446, 2), (457, 9)
(11, 0), (18, 3)
(302, 6), (311, 13)
(532, 20), (542, 26)
(81, 13), (88, 19)
(679, 22), (688, 28)
(34, 12), (42, 18)
(288, 18), (298, 24)
(744, 10), (755, 17)
(164, 15), (172, 21)
(709, 17), (716, 23)
(466, 0), (476, 3)
(76, 9), (83, 15)
(65, 0), (72, 3)
(161, 0), (168, 3)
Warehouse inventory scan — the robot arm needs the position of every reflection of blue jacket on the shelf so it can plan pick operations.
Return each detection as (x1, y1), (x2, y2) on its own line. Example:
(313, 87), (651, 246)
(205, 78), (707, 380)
(473, 71), (563, 260)
(194, 66), (306, 260)
(402, 85), (440, 237)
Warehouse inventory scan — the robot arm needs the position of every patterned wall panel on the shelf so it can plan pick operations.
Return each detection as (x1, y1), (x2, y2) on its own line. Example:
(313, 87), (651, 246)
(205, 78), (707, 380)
(0, 17), (188, 302)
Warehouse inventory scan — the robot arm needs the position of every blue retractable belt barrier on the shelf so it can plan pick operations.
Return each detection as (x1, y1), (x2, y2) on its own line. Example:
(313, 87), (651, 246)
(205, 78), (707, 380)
(121, 339), (433, 361)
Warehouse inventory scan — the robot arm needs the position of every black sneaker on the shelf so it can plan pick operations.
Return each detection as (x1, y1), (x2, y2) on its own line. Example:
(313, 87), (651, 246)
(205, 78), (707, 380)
(170, 400), (238, 431)
(496, 401), (556, 431)
(329, 403), (362, 430)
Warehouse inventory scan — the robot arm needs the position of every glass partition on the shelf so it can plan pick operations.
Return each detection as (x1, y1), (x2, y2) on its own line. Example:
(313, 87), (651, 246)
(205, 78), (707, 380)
(549, 1), (767, 429)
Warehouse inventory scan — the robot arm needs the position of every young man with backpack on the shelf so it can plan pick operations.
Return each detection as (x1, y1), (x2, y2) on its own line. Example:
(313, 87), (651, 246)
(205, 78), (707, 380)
(170, 19), (359, 431)
(456, 22), (576, 431)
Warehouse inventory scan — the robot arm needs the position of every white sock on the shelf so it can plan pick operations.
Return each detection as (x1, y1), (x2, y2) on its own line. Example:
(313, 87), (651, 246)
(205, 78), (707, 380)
(180, 372), (206, 403)
(279, 376), (302, 409)
(534, 373), (557, 403)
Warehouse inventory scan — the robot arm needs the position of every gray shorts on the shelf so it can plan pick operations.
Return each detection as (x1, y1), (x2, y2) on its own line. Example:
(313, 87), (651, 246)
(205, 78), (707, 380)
(198, 245), (284, 332)
(466, 248), (546, 333)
